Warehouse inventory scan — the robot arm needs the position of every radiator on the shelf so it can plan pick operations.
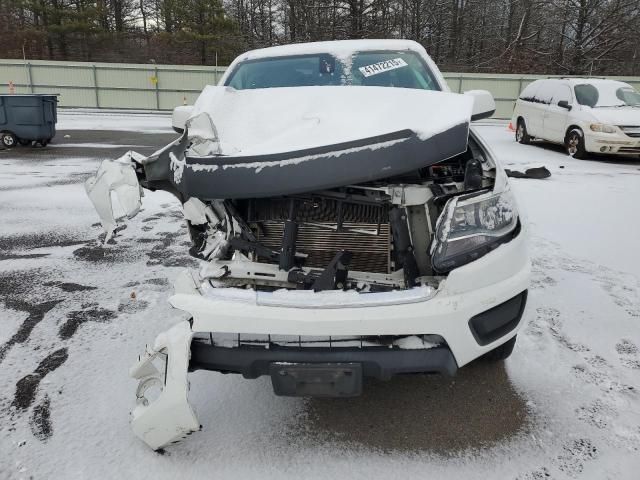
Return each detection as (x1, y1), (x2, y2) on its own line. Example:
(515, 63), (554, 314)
(256, 221), (391, 273)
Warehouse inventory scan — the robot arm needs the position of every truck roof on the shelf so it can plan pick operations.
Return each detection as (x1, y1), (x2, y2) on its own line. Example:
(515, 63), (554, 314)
(236, 39), (428, 62)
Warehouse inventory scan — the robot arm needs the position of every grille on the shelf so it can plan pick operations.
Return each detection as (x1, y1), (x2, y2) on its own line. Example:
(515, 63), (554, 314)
(618, 147), (640, 153)
(194, 333), (445, 349)
(620, 126), (640, 138)
(256, 221), (391, 273)
(248, 196), (386, 223)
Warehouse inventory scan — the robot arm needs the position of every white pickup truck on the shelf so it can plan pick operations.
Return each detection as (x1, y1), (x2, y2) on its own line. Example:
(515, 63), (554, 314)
(86, 39), (529, 451)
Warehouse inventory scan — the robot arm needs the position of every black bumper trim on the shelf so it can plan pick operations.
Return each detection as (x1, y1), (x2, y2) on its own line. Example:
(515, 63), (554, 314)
(189, 343), (458, 380)
(468, 290), (528, 346)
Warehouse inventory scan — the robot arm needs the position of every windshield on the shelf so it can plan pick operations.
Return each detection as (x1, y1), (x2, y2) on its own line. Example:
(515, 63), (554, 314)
(574, 82), (640, 108)
(225, 51), (440, 91)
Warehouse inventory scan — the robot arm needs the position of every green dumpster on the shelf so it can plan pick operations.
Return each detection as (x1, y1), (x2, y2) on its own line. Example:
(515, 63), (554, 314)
(0, 94), (58, 147)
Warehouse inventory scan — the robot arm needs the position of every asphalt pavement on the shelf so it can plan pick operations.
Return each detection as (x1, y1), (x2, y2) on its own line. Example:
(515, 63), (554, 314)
(0, 127), (529, 457)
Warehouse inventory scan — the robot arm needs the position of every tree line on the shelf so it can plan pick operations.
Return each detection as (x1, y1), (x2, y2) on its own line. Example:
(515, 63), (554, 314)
(1, 0), (639, 75)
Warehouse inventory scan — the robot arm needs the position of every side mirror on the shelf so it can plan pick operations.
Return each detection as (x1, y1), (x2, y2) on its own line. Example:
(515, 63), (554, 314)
(557, 100), (572, 110)
(464, 90), (496, 121)
(172, 105), (195, 133)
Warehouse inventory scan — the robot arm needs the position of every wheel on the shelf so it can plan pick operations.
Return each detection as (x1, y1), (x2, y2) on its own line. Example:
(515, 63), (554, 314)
(18, 138), (31, 146)
(1, 131), (17, 148)
(38, 138), (50, 147)
(565, 129), (587, 159)
(515, 119), (531, 144)
(483, 335), (517, 361)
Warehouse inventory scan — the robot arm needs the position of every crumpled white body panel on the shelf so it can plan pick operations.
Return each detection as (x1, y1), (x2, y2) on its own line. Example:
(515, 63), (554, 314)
(84, 151), (144, 241)
(130, 321), (199, 450)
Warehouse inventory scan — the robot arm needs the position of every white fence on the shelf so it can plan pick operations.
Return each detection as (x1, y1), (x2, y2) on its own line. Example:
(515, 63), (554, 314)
(2, 59), (639, 118)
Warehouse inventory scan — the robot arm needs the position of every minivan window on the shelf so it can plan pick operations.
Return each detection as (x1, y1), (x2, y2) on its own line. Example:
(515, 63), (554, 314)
(552, 85), (572, 105)
(534, 81), (558, 105)
(575, 82), (640, 107)
(574, 84), (599, 107)
(615, 87), (640, 106)
(519, 81), (541, 102)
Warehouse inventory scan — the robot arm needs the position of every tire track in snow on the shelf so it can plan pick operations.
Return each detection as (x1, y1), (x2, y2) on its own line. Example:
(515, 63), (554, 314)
(0, 135), (182, 458)
(522, 236), (640, 477)
(534, 278), (638, 402)
(30, 395), (52, 441)
(531, 237), (640, 320)
(0, 207), (176, 447)
(11, 348), (68, 411)
(0, 299), (62, 364)
(58, 305), (118, 340)
(556, 439), (599, 477)
(616, 339), (640, 370)
(533, 306), (591, 354)
(575, 399), (618, 430)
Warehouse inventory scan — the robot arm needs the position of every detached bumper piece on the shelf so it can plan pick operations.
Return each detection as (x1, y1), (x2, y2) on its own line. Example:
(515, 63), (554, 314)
(130, 321), (200, 451)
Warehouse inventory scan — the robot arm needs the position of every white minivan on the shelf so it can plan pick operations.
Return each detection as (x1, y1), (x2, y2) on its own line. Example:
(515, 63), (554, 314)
(512, 78), (640, 158)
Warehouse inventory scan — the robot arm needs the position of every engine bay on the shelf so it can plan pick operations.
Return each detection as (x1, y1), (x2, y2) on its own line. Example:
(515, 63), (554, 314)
(184, 134), (497, 293)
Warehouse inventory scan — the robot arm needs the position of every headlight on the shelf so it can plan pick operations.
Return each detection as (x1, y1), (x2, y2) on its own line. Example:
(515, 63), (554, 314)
(431, 189), (518, 272)
(589, 123), (617, 133)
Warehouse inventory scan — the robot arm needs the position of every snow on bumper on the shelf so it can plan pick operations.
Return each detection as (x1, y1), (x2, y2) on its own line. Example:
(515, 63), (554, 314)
(170, 230), (530, 369)
(583, 131), (640, 155)
(130, 321), (199, 450)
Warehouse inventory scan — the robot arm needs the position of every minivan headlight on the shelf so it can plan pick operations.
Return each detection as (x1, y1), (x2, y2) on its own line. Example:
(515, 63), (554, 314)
(431, 190), (518, 272)
(589, 123), (616, 133)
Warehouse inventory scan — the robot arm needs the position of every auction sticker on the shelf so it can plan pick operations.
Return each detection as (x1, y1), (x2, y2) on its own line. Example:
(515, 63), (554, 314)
(359, 58), (408, 77)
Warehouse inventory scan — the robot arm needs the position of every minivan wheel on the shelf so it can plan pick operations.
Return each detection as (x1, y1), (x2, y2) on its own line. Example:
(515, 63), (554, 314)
(1, 131), (17, 148)
(515, 119), (531, 144)
(565, 129), (587, 159)
(483, 335), (517, 361)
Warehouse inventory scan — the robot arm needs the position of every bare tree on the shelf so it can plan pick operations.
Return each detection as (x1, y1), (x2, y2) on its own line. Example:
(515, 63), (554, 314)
(1, 0), (639, 74)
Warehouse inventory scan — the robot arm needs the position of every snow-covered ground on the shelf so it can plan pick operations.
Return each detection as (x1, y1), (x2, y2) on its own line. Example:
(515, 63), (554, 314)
(57, 109), (173, 134)
(0, 116), (639, 479)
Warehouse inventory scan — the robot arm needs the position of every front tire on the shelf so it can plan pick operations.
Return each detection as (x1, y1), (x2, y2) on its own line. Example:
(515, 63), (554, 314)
(1, 131), (17, 148)
(483, 335), (517, 361)
(565, 129), (587, 159)
(516, 119), (531, 144)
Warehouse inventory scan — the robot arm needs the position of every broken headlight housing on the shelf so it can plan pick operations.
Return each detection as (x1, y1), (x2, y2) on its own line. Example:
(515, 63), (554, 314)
(431, 189), (518, 272)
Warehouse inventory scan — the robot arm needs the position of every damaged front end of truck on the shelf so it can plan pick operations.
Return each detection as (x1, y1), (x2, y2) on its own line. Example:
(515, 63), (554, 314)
(86, 84), (527, 451)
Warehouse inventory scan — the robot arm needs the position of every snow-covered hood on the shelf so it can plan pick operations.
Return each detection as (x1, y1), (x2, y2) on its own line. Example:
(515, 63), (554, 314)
(187, 85), (474, 157)
(135, 85), (475, 199)
(588, 106), (640, 126)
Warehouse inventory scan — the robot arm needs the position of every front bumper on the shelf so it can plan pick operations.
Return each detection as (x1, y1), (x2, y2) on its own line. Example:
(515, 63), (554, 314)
(172, 229), (529, 368)
(583, 131), (640, 155)
(130, 230), (529, 449)
(188, 289), (528, 380)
